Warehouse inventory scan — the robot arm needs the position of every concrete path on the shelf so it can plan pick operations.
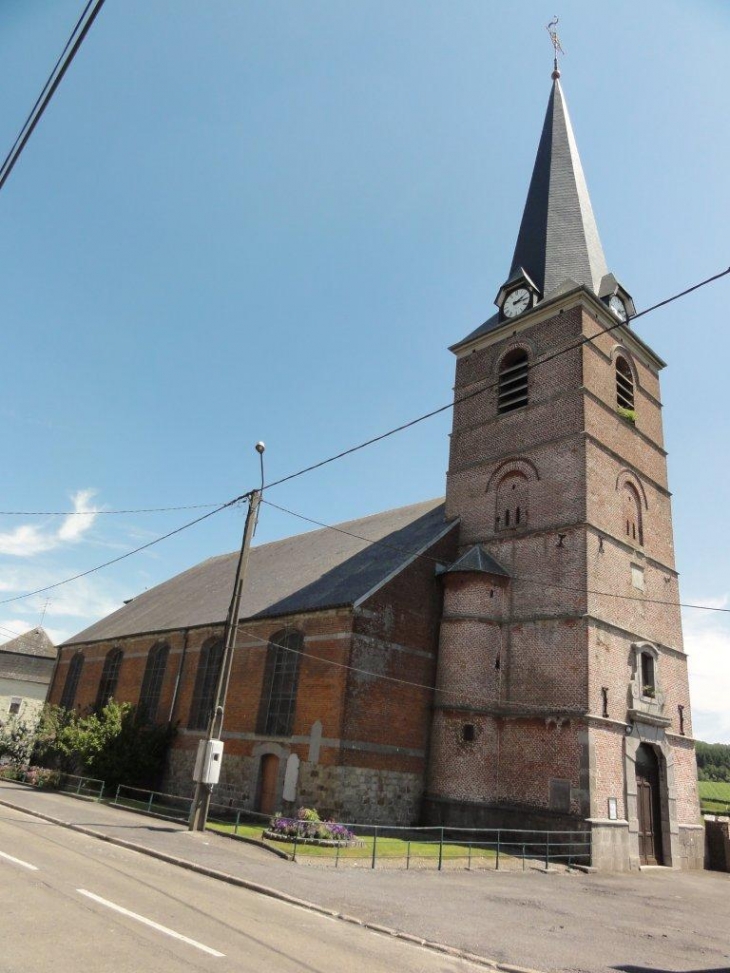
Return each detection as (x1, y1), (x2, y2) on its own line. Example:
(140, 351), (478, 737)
(1, 780), (729, 973)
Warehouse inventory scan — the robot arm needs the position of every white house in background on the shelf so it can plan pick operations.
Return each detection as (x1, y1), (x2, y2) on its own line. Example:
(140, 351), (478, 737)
(0, 628), (57, 723)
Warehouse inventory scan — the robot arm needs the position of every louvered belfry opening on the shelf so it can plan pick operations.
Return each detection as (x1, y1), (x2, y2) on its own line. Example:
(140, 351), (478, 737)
(616, 356), (635, 411)
(498, 349), (529, 414)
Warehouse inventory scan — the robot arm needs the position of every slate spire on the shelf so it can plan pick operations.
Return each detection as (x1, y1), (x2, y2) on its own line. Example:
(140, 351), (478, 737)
(508, 75), (608, 299)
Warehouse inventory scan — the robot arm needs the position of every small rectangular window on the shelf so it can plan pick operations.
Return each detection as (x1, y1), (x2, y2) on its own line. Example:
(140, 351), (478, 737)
(641, 653), (656, 697)
(461, 723), (475, 742)
(631, 564), (644, 590)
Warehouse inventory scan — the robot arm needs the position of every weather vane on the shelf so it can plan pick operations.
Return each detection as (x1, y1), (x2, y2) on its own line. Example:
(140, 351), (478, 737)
(546, 16), (565, 79)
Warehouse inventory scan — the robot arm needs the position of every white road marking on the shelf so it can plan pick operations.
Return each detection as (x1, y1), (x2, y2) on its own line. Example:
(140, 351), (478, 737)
(0, 850), (39, 871)
(76, 889), (225, 958)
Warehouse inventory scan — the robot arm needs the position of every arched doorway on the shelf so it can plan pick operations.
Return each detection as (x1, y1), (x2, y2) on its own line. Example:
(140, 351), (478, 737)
(256, 754), (280, 816)
(636, 744), (663, 865)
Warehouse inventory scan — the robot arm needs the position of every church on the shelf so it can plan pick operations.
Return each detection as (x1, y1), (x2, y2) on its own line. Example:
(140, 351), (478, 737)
(48, 66), (703, 871)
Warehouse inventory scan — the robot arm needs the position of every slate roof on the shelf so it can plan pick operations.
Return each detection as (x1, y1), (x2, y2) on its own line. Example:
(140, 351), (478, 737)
(0, 627), (56, 659)
(439, 545), (510, 578)
(63, 498), (457, 646)
(509, 78), (608, 300)
(453, 78), (613, 351)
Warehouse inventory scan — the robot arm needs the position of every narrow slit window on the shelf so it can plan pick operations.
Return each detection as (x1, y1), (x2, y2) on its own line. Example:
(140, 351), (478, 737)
(498, 350), (529, 414)
(461, 724), (475, 742)
(640, 652), (655, 696)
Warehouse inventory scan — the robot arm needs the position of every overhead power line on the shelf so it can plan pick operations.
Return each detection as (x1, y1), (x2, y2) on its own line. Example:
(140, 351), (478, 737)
(1, 267), (728, 606)
(263, 267), (730, 492)
(0, 502), (225, 517)
(0, 266), (727, 519)
(261, 497), (730, 615)
(0, 0), (107, 194)
(0, 496), (245, 608)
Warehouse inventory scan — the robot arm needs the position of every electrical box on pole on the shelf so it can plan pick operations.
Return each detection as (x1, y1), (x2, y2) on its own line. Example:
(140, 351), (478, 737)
(192, 739), (224, 785)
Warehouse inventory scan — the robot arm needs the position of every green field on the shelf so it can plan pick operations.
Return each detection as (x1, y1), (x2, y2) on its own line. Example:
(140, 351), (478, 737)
(698, 780), (730, 813)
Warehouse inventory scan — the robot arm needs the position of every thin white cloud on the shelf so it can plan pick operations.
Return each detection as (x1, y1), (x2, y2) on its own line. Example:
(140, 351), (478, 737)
(683, 595), (730, 744)
(58, 489), (99, 542)
(0, 490), (99, 557)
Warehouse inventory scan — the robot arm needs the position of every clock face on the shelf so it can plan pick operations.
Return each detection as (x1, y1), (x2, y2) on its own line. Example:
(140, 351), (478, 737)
(609, 294), (628, 322)
(503, 287), (531, 319)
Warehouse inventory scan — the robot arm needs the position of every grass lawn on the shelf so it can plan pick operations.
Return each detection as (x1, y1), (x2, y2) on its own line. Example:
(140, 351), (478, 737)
(207, 820), (505, 864)
(699, 780), (730, 813)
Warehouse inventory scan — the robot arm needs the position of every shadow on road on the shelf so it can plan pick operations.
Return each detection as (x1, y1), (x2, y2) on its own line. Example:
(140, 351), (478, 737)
(615, 966), (730, 973)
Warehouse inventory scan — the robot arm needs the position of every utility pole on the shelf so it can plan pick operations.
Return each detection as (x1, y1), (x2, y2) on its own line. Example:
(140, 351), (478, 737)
(188, 443), (265, 831)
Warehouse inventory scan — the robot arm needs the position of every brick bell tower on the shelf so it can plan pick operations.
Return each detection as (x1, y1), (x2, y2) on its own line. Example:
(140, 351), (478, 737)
(425, 66), (703, 870)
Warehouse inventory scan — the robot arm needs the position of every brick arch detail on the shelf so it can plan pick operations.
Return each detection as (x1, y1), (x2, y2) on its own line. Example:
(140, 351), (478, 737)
(493, 338), (537, 379)
(485, 457), (540, 494)
(610, 344), (640, 389)
(616, 469), (648, 509)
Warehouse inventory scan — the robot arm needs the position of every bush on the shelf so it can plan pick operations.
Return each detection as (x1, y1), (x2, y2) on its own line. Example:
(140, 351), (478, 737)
(29, 702), (176, 791)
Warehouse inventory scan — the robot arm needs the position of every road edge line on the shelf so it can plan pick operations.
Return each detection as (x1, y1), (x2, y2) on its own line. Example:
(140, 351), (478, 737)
(0, 795), (543, 973)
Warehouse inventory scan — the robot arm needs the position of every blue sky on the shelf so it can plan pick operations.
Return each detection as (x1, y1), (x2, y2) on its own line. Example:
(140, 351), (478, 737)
(1, 1), (729, 742)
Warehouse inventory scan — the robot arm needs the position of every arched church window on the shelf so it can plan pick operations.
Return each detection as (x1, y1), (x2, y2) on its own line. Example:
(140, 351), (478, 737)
(498, 349), (529, 414)
(60, 653), (84, 710)
(621, 482), (643, 546)
(188, 638), (223, 730)
(616, 356), (635, 413)
(95, 647), (123, 711)
(257, 629), (303, 737)
(496, 472), (529, 531)
(139, 642), (169, 724)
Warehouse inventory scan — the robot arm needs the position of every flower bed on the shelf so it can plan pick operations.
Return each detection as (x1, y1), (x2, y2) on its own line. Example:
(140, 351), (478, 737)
(0, 765), (60, 789)
(263, 807), (356, 847)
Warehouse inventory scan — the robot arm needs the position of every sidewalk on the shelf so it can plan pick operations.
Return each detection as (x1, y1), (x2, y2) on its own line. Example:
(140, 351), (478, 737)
(1, 780), (729, 973)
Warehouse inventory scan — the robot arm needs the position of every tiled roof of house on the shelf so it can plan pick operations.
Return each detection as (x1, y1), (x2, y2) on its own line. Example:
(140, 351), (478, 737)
(63, 498), (456, 646)
(0, 627), (56, 659)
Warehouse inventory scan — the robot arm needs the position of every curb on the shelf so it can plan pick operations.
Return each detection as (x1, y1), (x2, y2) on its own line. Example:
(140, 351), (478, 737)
(0, 794), (545, 973)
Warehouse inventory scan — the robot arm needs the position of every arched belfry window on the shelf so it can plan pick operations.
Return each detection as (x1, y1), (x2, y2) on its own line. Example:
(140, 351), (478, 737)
(139, 642), (169, 724)
(616, 356), (635, 412)
(95, 647), (123, 711)
(622, 482), (643, 546)
(496, 471), (529, 530)
(60, 653), (84, 710)
(188, 638), (223, 730)
(498, 349), (529, 414)
(257, 630), (303, 737)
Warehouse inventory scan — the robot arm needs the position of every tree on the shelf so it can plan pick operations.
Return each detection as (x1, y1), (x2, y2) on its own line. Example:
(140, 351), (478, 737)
(32, 701), (176, 790)
(696, 741), (730, 782)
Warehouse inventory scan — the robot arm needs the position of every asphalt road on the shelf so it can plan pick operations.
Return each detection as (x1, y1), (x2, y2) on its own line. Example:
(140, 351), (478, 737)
(0, 804), (485, 973)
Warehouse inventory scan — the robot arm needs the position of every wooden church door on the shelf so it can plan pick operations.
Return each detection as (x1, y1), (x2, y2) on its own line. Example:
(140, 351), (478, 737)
(636, 744), (663, 865)
(257, 754), (279, 816)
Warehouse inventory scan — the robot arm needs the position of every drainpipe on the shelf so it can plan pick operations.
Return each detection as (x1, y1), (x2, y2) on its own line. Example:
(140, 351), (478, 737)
(168, 628), (189, 724)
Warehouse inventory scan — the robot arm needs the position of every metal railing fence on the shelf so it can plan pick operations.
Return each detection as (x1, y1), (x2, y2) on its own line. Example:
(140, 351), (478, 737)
(281, 821), (591, 871)
(0, 767), (104, 801)
(58, 772), (105, 801)
(112, 784), (270, 831)
(109, 784), (591, 869)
